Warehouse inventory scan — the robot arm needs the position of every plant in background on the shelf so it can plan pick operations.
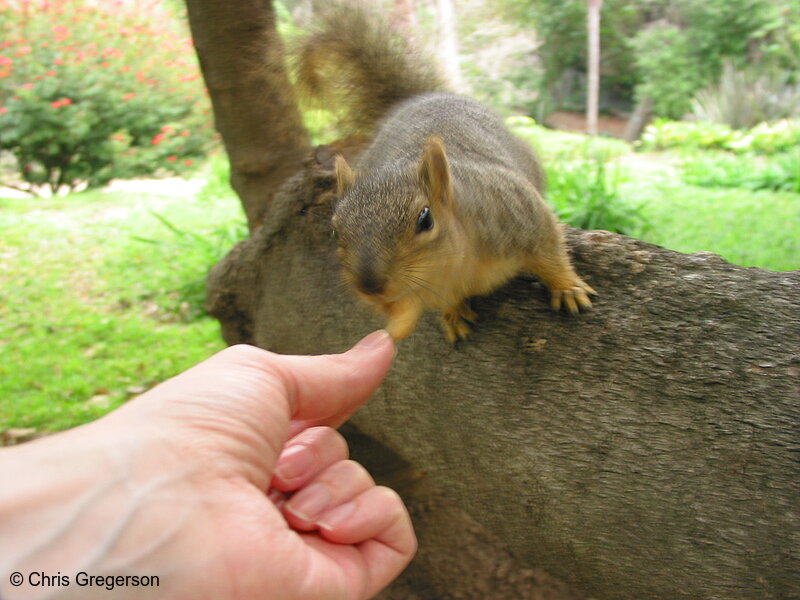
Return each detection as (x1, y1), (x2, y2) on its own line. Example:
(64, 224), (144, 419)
(638, 118), (800, 155)
(545, 151), (647, 236)
(631, 24), (704, 120)
(691, 60), (800, 129)
(0, 0), (215, 195)
(681, 150), (800, 193)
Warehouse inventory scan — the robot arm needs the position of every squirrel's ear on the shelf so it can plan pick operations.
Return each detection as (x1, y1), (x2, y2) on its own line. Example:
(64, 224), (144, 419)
(335, 154), (355, 196)
(419, 135), (453, 209)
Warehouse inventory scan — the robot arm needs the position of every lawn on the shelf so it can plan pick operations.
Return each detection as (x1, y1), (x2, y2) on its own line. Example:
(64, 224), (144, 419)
(0, 170), (246, 435)
(625, 170), (800, 271)
(1, 135), (798, 438)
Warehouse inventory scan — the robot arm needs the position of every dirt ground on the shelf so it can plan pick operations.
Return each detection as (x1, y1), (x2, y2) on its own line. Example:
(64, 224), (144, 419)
(545, 110), (630, 138)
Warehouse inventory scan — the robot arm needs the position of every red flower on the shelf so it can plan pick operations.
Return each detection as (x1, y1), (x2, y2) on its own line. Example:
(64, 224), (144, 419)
(167, 155), (177, 162)
(52, 26), (70, 42)
(0, 107), (7, 115)
(151, 133), (165, 146)
(51, 100), (63, 108)
(122, 93), (135, 101)
(183, 159), (193, 167)
(61, 97), (72, 106)
(46, 70), (57, 77)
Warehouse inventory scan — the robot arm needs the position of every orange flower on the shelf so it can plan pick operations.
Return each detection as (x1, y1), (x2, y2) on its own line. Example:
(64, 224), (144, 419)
(0, 63), (13, 78)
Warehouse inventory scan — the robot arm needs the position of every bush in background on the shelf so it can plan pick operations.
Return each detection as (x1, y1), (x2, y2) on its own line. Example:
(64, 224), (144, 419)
(631, 24), (703, 120)
(0, 0), (215, 195)
(681, 151), (800, 193)
(638, 118), (800, 155)
(545, 153), (648, 236)
(691, 61), (800, 130)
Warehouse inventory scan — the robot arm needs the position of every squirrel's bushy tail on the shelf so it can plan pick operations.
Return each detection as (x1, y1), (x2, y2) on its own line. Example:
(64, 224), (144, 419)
(291, 3), (447, 135)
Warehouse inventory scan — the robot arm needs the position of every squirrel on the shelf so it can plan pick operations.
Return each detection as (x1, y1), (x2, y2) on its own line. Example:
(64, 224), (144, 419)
(294, 5), (597, 342)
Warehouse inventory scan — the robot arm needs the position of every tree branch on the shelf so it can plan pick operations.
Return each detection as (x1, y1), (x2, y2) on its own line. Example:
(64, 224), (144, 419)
(207, 148), (800, 600)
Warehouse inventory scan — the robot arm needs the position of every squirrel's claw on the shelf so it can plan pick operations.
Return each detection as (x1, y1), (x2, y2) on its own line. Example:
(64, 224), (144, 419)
(441, 303), (477, 344)
(550, 282), (596, 315)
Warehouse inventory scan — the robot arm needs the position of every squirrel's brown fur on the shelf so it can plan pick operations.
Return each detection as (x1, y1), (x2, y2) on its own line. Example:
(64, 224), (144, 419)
(295, 4), (596, 342)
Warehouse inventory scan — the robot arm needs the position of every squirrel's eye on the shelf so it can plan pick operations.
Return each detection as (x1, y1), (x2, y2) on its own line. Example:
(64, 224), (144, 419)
(416, 206), (433, 233)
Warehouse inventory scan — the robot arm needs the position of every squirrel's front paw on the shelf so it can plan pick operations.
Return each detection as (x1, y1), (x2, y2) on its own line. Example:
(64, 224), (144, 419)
(549, 279), (597, 315)
(441, 302), (477, 343)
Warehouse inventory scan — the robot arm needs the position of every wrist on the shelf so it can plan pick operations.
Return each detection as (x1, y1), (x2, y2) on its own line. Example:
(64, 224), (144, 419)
(0, 422), (193, 599)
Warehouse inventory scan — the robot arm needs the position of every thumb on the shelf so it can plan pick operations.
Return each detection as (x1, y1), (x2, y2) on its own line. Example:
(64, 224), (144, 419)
(272, 330), (396, 431)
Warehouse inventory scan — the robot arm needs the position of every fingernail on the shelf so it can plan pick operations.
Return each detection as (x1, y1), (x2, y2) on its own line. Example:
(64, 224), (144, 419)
(355, 329), (392, 350)
(318, 500), (356, 531)
(274, 444), (313, 482)
(285, 483), (331, 522)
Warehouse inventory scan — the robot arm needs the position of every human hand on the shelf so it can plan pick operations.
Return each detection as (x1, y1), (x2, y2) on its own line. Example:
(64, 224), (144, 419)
(0, 331), (414, 600)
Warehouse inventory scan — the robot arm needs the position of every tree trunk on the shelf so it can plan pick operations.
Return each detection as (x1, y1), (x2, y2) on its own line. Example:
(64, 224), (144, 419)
(206, 150), (799, 600)
(391, 0), (419, 47)
(185, 0), (310, 230)
(434, 0), (463, 91)
(623, 96), (654, 142)
(586, 0), (602, 135)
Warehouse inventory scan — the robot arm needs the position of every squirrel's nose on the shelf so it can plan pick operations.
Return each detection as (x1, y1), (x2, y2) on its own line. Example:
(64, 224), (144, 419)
(357, 272), (386, 296)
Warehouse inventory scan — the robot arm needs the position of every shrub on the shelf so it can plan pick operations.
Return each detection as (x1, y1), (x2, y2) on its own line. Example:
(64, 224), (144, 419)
(638, 118), (800, 155)
(631, 24), (704, 120)
(545, 152), (647, 236)
(0, 0), (215, 195)
(681, 151), (800, 193)
(691, 61), (800, 129)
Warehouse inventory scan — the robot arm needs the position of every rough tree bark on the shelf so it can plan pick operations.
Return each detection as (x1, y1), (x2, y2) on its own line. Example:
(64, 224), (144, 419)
(185, 0), (310, 230)
(206, 150), (799, 600)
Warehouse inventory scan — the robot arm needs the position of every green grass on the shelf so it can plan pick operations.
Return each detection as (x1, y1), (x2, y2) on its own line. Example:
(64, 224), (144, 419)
(0, 173), (246, 433)
(623, 174), (800, 270)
